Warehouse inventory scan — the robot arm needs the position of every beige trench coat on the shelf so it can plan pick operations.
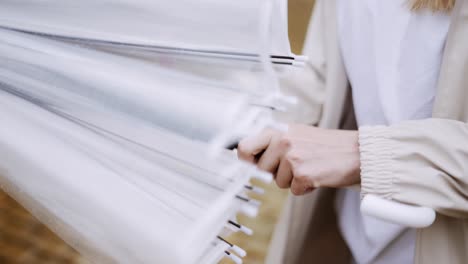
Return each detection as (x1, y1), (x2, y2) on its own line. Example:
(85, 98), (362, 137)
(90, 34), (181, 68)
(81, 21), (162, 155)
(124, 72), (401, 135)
(266, 0), (468, 263)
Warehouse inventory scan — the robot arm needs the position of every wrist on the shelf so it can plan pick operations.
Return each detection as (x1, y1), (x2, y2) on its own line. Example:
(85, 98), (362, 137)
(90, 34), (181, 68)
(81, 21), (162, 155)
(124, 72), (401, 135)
(349, 130), (362, 185)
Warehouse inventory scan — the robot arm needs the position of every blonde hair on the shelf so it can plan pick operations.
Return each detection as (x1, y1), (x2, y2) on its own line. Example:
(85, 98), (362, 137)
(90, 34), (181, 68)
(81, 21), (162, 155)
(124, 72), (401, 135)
(411, 0), (455, 11)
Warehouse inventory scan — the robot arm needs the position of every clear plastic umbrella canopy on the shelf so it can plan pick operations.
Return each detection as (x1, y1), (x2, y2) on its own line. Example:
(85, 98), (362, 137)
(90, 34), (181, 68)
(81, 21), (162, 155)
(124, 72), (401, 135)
(0, 1), (297, 263)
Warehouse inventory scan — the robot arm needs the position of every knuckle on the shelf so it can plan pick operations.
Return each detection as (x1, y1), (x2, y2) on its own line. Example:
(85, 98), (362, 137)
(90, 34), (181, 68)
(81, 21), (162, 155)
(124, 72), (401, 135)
(236, 152), (248, 161)
(296, 175), (309, 185)
(265, 128), (279, 139)
(291, 186), (302, 196)
(291, 177), (307, 196)
(236, 150), (245, 160)
(275, 177), (289, 189)
(286, 151), (302, 164)
(275, 179), (286, 189)
(257, 163), (270, 173)
(237, 140), (249, 153)
(278, 135), (292, 149)
(293, 168), (309, 183)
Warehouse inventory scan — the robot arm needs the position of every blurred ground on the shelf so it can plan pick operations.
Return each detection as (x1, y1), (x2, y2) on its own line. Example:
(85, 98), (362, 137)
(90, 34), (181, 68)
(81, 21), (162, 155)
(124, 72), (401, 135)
(0, 191), (85, 263)
(288, 0), (316, 54)
(0, 1), (315, 263)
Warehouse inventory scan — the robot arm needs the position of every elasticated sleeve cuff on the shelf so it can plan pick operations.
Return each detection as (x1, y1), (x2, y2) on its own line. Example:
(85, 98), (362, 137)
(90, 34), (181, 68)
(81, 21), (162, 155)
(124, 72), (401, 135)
(358, 126), (397, 200)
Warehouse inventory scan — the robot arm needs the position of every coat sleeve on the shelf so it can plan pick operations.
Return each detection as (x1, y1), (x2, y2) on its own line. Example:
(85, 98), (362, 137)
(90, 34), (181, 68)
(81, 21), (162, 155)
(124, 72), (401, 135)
(274, 0), (327, 125)
(359, 118), (468, 218)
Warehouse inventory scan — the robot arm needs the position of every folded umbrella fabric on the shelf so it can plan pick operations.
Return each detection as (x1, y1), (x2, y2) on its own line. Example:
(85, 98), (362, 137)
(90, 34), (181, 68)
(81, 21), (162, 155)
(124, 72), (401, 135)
(0, 0), (298, 263)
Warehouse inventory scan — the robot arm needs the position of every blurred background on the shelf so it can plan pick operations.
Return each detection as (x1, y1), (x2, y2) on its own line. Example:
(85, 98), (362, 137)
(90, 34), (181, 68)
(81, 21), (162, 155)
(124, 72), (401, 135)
(0, 0), (315, 263)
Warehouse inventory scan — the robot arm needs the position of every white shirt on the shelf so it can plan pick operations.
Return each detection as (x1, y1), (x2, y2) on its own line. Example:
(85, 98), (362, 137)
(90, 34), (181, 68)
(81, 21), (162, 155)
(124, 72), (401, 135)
(335, 1), (451, 263)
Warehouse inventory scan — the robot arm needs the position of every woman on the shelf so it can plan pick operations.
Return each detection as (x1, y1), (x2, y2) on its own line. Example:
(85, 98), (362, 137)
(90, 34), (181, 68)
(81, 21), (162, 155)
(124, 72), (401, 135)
(237, 0), (468, 263)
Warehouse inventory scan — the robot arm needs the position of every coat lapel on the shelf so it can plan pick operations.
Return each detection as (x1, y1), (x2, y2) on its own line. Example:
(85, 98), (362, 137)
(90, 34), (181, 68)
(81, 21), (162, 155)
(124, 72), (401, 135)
(433, 0), (468, 121)
(318, 0), (350, 129)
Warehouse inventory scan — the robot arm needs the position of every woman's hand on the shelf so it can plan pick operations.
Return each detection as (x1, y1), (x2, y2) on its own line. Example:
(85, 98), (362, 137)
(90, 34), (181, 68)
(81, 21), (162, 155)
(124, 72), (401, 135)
(237, 124), (361, 195)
